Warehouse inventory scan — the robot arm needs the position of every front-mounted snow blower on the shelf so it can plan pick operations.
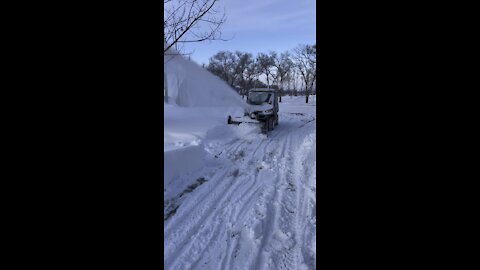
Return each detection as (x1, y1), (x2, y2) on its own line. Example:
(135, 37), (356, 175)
(228, 88), (279, 134)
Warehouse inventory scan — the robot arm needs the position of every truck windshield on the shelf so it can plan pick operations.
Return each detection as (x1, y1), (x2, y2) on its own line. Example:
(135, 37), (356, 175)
(248, 92), (272, 105)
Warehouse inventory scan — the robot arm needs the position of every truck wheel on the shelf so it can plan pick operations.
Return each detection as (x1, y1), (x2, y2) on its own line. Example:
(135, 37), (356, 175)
(262, 120), (268, 133)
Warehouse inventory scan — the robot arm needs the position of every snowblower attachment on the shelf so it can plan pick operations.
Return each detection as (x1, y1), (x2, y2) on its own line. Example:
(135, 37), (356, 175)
(228, 115), (260, 125)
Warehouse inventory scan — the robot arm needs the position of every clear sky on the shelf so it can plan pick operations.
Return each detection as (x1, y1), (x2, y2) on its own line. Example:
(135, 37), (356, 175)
(181, 0), (316, 66)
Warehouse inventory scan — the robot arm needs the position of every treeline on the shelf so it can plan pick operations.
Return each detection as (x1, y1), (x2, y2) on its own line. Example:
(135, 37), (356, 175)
(204, 44), (316, 103)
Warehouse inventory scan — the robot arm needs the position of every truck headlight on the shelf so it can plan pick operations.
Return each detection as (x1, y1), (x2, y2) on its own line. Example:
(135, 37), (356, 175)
(264, 109), (273, 114)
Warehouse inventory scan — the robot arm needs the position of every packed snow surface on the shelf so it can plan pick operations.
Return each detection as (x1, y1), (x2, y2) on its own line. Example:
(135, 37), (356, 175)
(164, 96), (316, 270)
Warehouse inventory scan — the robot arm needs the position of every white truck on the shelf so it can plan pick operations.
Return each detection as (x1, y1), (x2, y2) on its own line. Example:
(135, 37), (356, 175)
(228, 88), (279, 133)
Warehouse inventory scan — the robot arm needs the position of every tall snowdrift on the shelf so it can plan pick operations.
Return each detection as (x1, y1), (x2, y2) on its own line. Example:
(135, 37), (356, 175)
(164, 50), (247, 190)
(164, 52), (247, 108)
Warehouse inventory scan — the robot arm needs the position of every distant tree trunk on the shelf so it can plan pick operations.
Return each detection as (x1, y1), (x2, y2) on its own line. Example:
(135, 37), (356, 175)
(306, 77), (315, 103)
(305, 85), (309, 103)
(291, 78), (294, 96)
(164, 71), (169, 103)
(278, 80), (282, 102)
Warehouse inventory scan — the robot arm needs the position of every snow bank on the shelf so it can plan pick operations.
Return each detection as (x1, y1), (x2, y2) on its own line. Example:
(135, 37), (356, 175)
(163, 50), (247, 153)
(164, 52), (247, 109)
(164, 51), (251, 200)
(164, 143), (207, 197)
(164, 104), (245, 148)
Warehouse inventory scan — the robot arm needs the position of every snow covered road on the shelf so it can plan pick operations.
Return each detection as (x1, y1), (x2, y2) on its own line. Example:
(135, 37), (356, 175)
(164, 98), (316, 270)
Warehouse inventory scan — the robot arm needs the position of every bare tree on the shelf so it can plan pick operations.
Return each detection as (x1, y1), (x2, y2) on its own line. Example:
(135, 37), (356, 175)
(244, 55), (263, 94)
(164, 0), (227, 55)
(206, 51), (237, 86)
(273, 51), (294, 102)
(234, 51), (255, 96)
(289, 68), (298, 96)
(293, 44), (316, 103)
(201, 45), (315, 103)
(256, 52), (276, 88)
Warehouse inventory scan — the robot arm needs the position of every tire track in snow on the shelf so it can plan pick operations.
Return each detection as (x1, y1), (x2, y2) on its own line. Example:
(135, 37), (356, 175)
(166, 130), (284, 270)
(251, 132), (294, 270)
(294, 133), (316, 269)
(164, 168), (230, 233)
(166, 173), (249, 269)
(164, 110), (316, 270)
(189, 172), (262, 270)
(216, 128), (286, 270)
(252, 115), (316, 270)
(164, 165), (246, 265)
(227, 118), (306, 270)
(218, 134), (284, 270)
(270, 134), (302, 270)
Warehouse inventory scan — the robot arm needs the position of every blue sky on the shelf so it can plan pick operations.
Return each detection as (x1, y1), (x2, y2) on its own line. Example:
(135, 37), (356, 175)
(181, 0), (316, 66)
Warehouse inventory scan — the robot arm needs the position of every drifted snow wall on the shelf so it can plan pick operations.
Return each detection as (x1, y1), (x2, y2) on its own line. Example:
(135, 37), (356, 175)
(164, 53), (246, 108)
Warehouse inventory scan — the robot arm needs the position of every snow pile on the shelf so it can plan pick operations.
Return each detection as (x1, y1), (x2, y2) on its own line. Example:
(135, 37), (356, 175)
(164, 52), (249, 200)
(234, 123), (265, 140)
(164, 104), (245, 149)
(164, 53), (247, 108)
